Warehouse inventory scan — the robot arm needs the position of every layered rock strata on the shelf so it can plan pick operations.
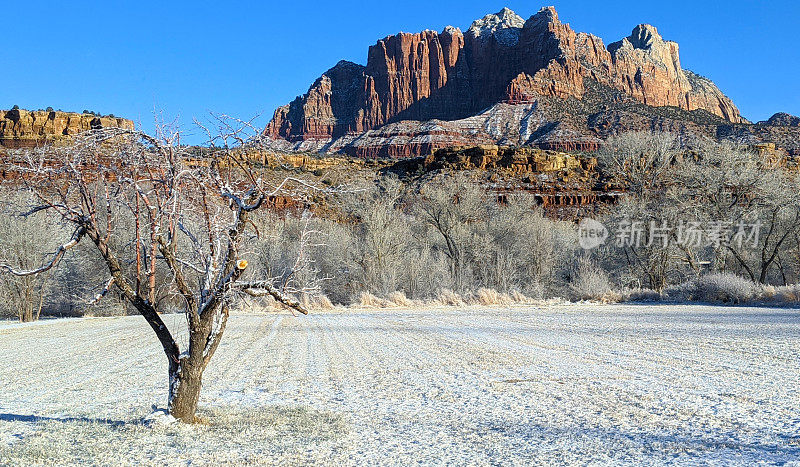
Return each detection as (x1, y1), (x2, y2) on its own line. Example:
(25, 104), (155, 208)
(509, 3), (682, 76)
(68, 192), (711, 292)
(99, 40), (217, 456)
(265, 6), (751, 157)
(0, 109), (134, 148)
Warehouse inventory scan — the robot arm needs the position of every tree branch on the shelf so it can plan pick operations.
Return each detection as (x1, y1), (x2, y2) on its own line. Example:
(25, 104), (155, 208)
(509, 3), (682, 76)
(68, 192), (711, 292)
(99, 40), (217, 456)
(0, 226), (86, 276)
(87, 277), (116, 306)
(234, 280), (308, 315)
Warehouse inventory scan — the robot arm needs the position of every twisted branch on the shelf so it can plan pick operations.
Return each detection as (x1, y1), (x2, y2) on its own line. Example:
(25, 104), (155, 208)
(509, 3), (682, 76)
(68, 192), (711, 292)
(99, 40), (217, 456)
(234, 280), (308, 315)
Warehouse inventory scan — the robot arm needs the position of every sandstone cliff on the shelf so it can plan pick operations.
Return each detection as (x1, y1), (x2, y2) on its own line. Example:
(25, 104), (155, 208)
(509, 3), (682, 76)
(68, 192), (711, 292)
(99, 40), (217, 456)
(265, 6), (752, 157)
(0, 109), (134, 148)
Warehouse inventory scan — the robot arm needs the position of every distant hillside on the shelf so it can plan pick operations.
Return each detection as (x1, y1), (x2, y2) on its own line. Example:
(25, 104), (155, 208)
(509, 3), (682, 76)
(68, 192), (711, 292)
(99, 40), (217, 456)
(0, 108), (134, 148)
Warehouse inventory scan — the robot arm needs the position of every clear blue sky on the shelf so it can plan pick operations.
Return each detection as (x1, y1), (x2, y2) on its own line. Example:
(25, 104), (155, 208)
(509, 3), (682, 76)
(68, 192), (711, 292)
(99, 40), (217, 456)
(3, 1), (798, 143)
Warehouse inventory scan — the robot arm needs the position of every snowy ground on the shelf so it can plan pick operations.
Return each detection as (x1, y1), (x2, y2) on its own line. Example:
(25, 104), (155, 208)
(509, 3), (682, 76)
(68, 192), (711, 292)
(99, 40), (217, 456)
(1, 304), (799, 465)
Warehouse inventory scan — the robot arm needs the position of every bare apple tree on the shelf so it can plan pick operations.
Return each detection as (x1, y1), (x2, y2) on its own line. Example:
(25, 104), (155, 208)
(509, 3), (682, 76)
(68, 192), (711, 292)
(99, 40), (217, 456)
(0, 118), (312, 422)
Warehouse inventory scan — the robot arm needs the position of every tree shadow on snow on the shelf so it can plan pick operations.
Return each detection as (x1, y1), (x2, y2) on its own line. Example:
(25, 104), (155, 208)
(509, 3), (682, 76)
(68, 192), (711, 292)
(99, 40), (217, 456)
(0, 412), (131, 427)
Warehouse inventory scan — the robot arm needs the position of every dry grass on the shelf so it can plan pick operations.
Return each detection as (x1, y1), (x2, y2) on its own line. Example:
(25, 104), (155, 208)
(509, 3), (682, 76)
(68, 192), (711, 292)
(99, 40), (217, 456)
(238, 280), (800, 312)
(509, 290), (531, 304)
(470, 288), (514, 306)
(772, 284), (800, 303)
(301, 295), (336, 311)
(623, 276), (800, 306)
(621, 288), (662, 302)
(596, 291), (623, 304)
(0, 405), (348, 465)
(350, 288), (542, 310)
(432, 289), (465, 307)
(356, 292), (390, 308)
(386, 291), (415, 308)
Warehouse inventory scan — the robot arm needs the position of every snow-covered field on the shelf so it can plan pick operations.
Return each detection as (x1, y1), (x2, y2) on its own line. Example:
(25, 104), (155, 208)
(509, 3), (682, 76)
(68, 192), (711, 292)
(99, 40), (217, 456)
(1, 304), (799, 465)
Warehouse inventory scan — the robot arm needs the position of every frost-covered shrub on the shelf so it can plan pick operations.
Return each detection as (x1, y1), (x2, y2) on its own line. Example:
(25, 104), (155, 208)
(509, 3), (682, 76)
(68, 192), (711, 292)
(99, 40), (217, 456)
(662, 282), (694, 303)
(664, 273), (762, 304)
(692, 273), (761, 304)
(569, 257), (613, 301)
(622, 288), (663, 302)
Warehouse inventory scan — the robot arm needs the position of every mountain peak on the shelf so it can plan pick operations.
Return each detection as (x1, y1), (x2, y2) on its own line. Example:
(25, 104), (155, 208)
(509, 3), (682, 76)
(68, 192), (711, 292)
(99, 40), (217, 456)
(629, 24), (664, 50)
(533, 6), (559, 22)
(765, 112), (800, 126)
(609, 22), (680, 70)
(442, 25), (462, 36)
(495, 7), (522, 22)
(466, 7), (525, 42)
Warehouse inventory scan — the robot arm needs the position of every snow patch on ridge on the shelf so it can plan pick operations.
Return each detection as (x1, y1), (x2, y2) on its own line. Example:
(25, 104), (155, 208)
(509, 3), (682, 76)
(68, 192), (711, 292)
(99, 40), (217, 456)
(466, 7), (525, 46)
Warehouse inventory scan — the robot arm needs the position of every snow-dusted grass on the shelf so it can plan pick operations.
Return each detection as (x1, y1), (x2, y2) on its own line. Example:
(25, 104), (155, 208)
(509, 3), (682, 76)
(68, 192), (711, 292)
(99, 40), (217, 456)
(0, 405), (346, 465)
(1, 304), (799, 464)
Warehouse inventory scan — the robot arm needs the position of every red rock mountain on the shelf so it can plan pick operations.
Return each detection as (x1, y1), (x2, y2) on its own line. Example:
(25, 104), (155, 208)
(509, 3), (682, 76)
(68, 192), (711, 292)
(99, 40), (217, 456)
(264, 7), (786, 157)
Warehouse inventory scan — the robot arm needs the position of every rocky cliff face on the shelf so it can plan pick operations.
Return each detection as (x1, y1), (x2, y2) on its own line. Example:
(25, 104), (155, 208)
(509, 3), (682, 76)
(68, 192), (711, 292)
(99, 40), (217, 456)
(264, 6), (756, 158)
(0, 109), (134, 148)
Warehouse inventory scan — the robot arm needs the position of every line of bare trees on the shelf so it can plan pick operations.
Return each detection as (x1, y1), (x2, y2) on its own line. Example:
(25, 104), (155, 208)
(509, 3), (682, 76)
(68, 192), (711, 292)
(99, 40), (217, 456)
(249, 174), (578, 304)
(595, 132), (800, 293)
(3, 131), (800, 322)
(248, 132), (800, 304)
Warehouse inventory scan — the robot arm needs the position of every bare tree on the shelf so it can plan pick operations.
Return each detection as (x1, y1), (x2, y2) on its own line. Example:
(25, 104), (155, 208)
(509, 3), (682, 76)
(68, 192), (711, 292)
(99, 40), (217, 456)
(0, 120), (312, 422)
(0, 189), (63, 321)
(251, 210), (330, 304)
(342, 177), (411, 297)
(599, 133), (800, 289)
(678, 140), (800, 284)
(597, 131), (679, 197)
(415, 173), (486, 293)
(598, 132), (698, 291)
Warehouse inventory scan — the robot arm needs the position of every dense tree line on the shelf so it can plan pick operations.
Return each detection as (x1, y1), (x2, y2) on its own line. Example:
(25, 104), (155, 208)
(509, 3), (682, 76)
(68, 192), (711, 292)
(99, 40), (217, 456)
(2, 131), (799, 324)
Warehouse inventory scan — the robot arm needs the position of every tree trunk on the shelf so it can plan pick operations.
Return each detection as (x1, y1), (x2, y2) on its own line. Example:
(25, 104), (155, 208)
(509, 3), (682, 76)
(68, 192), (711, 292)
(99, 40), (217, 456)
(20, 294), (33, 323)
(19, 309), (33, 323)
(167, 313), (219, 423)
(168, 355), (205, 423)
(166, 307), (230, 423)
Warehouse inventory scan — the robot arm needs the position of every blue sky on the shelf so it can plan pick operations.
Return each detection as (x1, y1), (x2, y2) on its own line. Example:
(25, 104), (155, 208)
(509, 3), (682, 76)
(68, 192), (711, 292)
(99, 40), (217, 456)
(3, 1), (798, 143)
